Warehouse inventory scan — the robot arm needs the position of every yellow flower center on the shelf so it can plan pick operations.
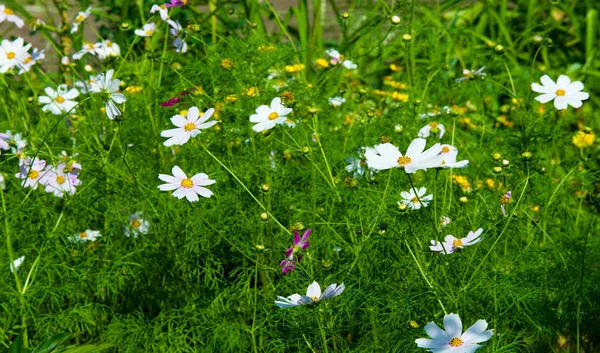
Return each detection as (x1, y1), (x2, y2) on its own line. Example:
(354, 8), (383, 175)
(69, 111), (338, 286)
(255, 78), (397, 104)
(556, 89), (566, 96)
(23, 56), (32, 64)
(397, 156), (412, 166)
(56, 176), (66, 184)
(311, 296), (319, 301)
(132, 220), (141, 228)
(145, 30), (153, 35)
(184, 122), (196, 132)
(410, 196), (419, 204)
(429, 122), (438, 128)
(4, 7), (14, 14)
(76, 14), (84, 22)
(79, 232), (88, 238)
(452, 239), (463, 247)
(160, 4), (166, 8)
(6, 52), (15, 59)
(56, 96), (65, 103)
(268, 112), (279, 120)
(180, 178), (194, 189)
(441, 146), (450, 153)
(106, 41), (113, 47)
(449, 337), (464, 347)
(339, 54), (345, 61)
(87, 43), (94, 50)
(28, 170), (39, 179)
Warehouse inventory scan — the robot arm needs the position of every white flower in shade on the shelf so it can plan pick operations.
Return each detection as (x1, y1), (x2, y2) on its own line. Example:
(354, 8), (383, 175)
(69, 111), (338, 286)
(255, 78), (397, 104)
(70, 6), (92, 33)
(0, 134), (9, 152)
(415, 313), (493, 352)
(249, 97), (293, 132)
(124, 212), (150, 237)
(70, 229), (102, 243)
(430, 228), (483, 254)
(438, 145), (469, 169)
(41, 163), (81, 197)
(0, 5), (24, 28)
(419, 105), (451, 119)
(134, 23), (156, 37)
(10, 256), (24, 273)
(94, 40), (121, 59)
(531, 75), (589, 110)
(365, 138), (444, 173)
(72, 42), (97, 60)
(326, 49), (357, 69)
(38, 84), (79, 115)
(418, 122), (445, 139)
(89, 69), (126, 119)
(456, 67), (486, 82)
(151, 4), (169, 20)
(15, 157), (48, 189)
(329, 96), (346, 107)
(161, 107), (216, 146)
(275, 281), (345, 308)
(440, 216), (451, 227)
(1, 130), (26, 152)
(158, 166), (215, 202)
(18, 48), (44, 75)
(399, 187), (432, 210)
(167, 20), (187, 53)
(0, 38), (31, 73)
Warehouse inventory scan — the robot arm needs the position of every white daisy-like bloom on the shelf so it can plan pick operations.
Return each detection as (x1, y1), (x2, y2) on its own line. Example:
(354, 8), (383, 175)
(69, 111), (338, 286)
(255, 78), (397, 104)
(124, 212), (150, 237)
(326, 49), (357, 69)
(440, 216), (451, 227)
(531, 74), (589, 110)
(1, 130), (26, 152)
(415, 313), (493, 352)
(0, 5), (24, 28)
(41, 164), (81, 197)
(328, 96), (346, 107)
(365, 138), (444, 173)
(456, 66), (486, 82)
(161, 107), (216, 146)
(70, 6), (92, 33)
(398, 187), (433, 210)
(94, 40), (121, 59)
(249, 97), (293, 132)
(17, 48), (45, 75)
(150, 4), (169, 20)
(158, 166), (215, 202)
(167, 20), (187, 53)
(72, 42), (97, 60)
(0, 38), (31, 73)
(10, 256), (24, 273)
(275, 281), (345, 308)
(430, 228), (483, 255)
(438, 145), (469, 169)
(418, 122), (446, 139)
(61, 56), (70, 66)
(70, 229), (102, 243)
(419, 105), (451, 119)
(0, 133), (10, 152)
(38, 84), (79, 115)
(15, 157), (48, 189)
(89, 69), (126, 120)
(134, 22), (156, 37)
(75, 73), (101, 94)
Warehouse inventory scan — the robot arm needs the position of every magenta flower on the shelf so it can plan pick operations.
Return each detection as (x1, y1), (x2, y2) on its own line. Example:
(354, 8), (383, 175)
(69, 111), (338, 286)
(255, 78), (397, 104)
(161, 90), (190, 107)
(164, 0), (189, 8)
(279, 229), (311, 274)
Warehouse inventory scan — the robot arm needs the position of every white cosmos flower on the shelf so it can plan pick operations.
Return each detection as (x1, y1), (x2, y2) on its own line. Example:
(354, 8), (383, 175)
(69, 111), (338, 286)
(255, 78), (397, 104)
(94, 40), (121, 59)
(70, 6), (92, 33)
(456, 66), (486, 82)
(150, 4), (169, 20)
(124, 212), (150, 237)
(70, 229), (102, 243)
(161, 107), (216, 146)
(430, 228), (483, 254)
(418, 122), (445, 139)
(89, 69), (126, 120)
(41, 163), (81, 197)
(250, 97), (293, 132)
(134, 23), (156, 37)
(72, 42), (97, 60)
(415, 313), (493, 352)
(438, 145), (469, 168)
(326, 49), (357, 69)
(365, 138), (444, 173)
(329, 96), (346, 107)
(531, 74), (589, 110)
(17, 47), (44, 75)
(38, 84), (79, 115)
(275, 281), (345, 308)
(399, 187), (432, 210)
(0, 5), (24, 28)
(158, 166), (215, 202)
(15, 157), (48, 189)
(10, 256), (24, 273)
(167, 20), (187, 53)
(0, 38), (31, 73)
(440, 216), (451, 227)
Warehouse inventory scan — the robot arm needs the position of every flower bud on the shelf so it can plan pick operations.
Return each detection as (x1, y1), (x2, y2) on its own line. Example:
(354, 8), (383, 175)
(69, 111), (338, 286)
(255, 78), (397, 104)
(402, 34), (413, 42)
(521, 151), (532, 161)
(260, 212), (269, 221)
(409, 320), (419, 328)
(459, 196), (469, 204)
(255, 244), (265, 250)
(120, 22), (130, 30)
(27, 96), (34, 103)
(261, 184), (270, 193)
(341, 12), (350, 19)
(492, 152), (501, 161)
(494, 44), (504, 54)
(390, 15), (401, 25)
(302, 146), (310, 154)
(493, 166), (503, 174)
(84, 64), (93, 72)
(502, 159), (510, 167)
(398, 203), (408, 212)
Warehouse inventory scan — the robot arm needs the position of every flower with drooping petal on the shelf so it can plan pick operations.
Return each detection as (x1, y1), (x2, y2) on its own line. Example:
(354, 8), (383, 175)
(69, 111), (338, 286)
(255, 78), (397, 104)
(418, 122), (445, 139)
(275, 281), (345, 308)
(38, 84), (79, 115)
(456, 66), (486, 82)
(430, 228), (484, 254)
(399, 187), (432, 210)
(415, 313), (493, 352)
(0, 5), (24, 28)
(70, 229), (102, 243)
(151, 4), (169, 20)
(124, 212), (150, 237)
(134, 23), (156, 37)
(10, 256), (24, 273)
(326, 49), (357, 69)
(15, 157), (48, 189)
(280, 229), (311, 274)
(438, 145), (469, 169)
(72, 42), (97, 60)
(70, 6), (92, 33)
(167, 20), (187, 53)
(250, 97), (293, 132)
(531, 74), (589, 110)
(365, 138), (444, 173)
(161, 107), (216, 146)
(94, 40), (121, 59)
(89, 69), (126, 119)
(158, 166), (215, 202)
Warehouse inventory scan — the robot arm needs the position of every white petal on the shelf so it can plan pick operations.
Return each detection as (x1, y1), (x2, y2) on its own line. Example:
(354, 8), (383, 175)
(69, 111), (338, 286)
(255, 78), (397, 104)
(556, 75), (571, 88)
(171, 166), (186, 179)
(566, 81), (584, 94)
(534, 93), (556, 104)
(553, 97), (568, 110)
(539, 75), (557, 90)
(306, 281), (321, 298)
(443, 313), (463, 338)
(461, 320), (493, 344)
(406, 138), (427, 157)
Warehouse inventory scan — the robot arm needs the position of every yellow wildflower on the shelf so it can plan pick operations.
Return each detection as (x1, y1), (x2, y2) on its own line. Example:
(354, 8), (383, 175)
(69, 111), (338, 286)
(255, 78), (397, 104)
(221, 58), (234, 69)
(125, 86), (142, 93)
(285, 64), (305, 73)
(315, 58), (330, 68)
(572, 131), (595, 148)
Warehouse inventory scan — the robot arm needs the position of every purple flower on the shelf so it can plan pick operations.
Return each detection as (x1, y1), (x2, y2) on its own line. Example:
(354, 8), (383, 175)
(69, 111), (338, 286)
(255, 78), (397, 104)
(279, 229), (311, 274)
(161, 90), (190, 107)
(164, 0), (189, 8)
(500, 191), (512, 217)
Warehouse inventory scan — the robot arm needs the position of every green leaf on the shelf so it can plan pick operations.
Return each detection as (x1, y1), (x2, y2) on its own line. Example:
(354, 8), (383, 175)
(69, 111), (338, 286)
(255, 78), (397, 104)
(32, 333), (72, 353)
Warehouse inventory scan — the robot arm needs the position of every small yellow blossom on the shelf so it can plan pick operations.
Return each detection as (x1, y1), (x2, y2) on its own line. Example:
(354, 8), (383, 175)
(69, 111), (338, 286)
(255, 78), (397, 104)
(452, 175), (472, 193)
(372, 89), (389, 97)
(194, 86), (204, 95)
(315, 58), (330, 68)
(485, 178), (495, 189)
(246, 87), (258, 97)
(257, 44), (276, 52)
(226, 94), (238, 102)
(125, 86), (142, 94)
(572, 131), (595, 148)
(389, 64), (403, 72)
(390, 91), (409, 102)
(221, 58), (234, 69)
(496, 114), (515, 128)
(384, 80), (407, 89)
(285, 63), (305, 73)
(458, 117), (477, 129)
(179, 109), (188, 117)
